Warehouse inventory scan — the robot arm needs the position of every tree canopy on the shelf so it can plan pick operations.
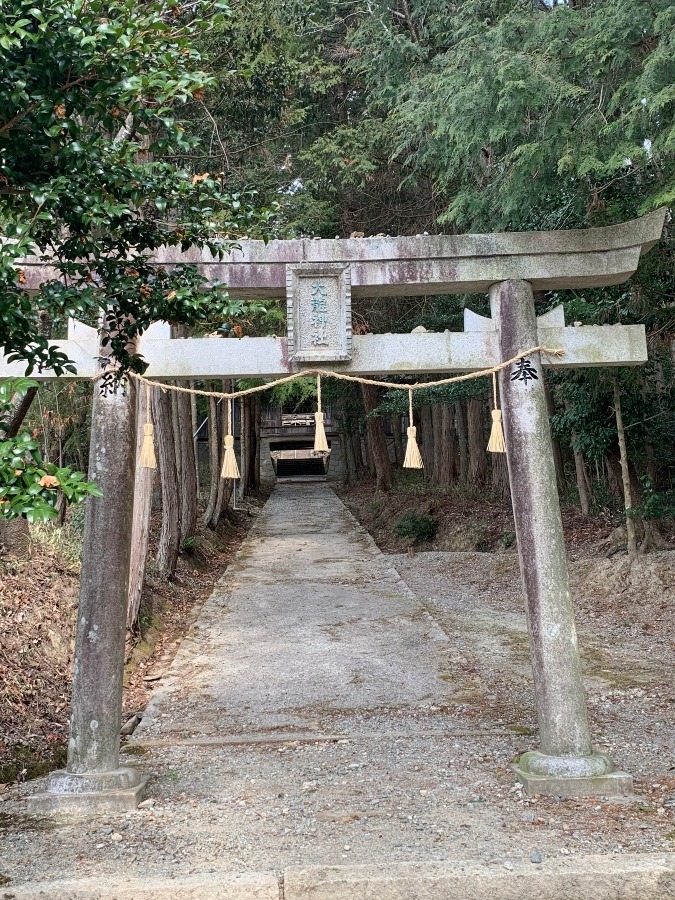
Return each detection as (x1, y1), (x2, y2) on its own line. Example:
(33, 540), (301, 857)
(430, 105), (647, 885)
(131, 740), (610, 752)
(0, 0), (274, 376)
(0, 0), (275, 520)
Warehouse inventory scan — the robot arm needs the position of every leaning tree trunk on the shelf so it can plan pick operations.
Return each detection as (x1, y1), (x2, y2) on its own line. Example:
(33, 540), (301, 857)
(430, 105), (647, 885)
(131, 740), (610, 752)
(338, 401), (358, 485)
(127, 383), (154, 629)
(418, 403), (434, 475)
(191, 386), (199, 491)
(343, 424), (358, 484)
(545, 379), (565, 491)
(490, 451), (510, 501)
(488, 380), (509, 499)
(170, 389), (183, 536)
(431, 403), (449, 484)
(5, 386), (39, 438)
(239, 396), (251, 498)
(154, 386), (181, 578)
(361, 384), (392, 492)
(605, 453), (624, 503)
(4, 310), (53, 437)
(571, 431), (591, 517)
(203, 392), (220, 526)
(640, 443), (668, 552)
(467, 398), (487, 485)
(169, 326), (197, 540)
(352, 425), (365, 473)
(436, 404), (455, 486)
(175, 386), (198, 542)
(455, 401), (469, 483)
(364, 425), (376, 477)
(252, 395), (261, 491)
(613, 377), (638, 562)
(212, 474), (233, 527)
(210, 385), (229, 527)
(391, 413), (403, 468)
(564, 397), (591, 516)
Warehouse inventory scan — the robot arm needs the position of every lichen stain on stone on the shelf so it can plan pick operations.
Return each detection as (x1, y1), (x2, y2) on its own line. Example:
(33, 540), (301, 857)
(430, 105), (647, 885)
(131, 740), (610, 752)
(89, 719), (99, 731)
(390, 361), (419, 372)
(87, 624), (99, 644)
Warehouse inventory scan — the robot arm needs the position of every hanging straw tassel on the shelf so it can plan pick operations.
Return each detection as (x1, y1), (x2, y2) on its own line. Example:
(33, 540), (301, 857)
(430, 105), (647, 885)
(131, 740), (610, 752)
(487, 371), (506, 454)
(221, 396), (241, 479)
(313, 375), (329, 453)
(403, 389), (424, 469)
(140, 383), (157, 469)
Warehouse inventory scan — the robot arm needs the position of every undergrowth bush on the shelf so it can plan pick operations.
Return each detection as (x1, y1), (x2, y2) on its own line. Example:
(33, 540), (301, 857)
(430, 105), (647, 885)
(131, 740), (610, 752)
(394, 510), (438, 544)
(30, 504), (85, 568)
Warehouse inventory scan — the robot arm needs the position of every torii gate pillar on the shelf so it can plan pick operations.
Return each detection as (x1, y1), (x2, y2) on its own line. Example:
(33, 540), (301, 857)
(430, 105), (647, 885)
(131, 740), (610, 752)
(491, 280), (632, 797)
(28, 343), (147, 815)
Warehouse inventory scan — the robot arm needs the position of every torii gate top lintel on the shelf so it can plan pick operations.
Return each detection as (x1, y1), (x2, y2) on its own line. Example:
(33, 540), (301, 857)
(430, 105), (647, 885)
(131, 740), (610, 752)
(17, 208), (667, 300)
(2, 210), (665, 381)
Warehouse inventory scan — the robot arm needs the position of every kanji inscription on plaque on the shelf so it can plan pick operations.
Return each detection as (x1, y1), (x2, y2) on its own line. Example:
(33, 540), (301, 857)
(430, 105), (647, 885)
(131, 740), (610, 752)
(286, 263), (352, 362)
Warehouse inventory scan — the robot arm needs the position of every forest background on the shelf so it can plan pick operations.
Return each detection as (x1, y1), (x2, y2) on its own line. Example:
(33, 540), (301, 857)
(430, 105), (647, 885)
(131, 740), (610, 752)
(0, 0), (674, 776)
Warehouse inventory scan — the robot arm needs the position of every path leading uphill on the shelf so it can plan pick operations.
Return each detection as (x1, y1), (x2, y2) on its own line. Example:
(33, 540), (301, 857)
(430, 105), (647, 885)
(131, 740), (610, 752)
(2, 484), (673, 899)
(134, 483), (454, 743)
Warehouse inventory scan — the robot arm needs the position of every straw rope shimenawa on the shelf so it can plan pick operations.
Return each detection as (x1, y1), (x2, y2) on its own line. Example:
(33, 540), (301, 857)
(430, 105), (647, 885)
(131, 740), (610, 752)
(487, 370), (507, 454)
(313, 375), (329, 454)
(220, 394), (240, 479)
(121, 345), (563, 400)
(403, 388), (424, 469)
(93, 344), (563, 471)
(139, 382), (157, 469)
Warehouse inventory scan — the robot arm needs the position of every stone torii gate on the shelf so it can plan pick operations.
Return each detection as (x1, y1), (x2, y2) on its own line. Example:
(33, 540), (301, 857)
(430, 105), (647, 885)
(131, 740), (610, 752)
(2, 209), (665, 814)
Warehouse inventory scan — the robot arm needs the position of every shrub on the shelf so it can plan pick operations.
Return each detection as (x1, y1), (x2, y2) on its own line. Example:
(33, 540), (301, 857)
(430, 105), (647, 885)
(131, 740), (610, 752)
(498, 530), (516, 550)
(394, 510), (438, 544)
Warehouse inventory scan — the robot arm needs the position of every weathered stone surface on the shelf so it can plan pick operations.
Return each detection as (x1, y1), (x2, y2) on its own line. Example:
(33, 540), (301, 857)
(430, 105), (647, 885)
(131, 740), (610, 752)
(26, 773), (148, 817)
(0, 324), (648, 381)
(6, 856), (675, 900)
(46, 765), (143, 793)
(512, 765), (633, 799)
(519, 749), (613, 777)
(33, 343), (147, 813)
(283, 855), (675, 900)
(7, 872), (279, 899)
(490, 280), (630, 798)
(15, 209), (665, 297)
(286, 262), (352, 362)
(65, 375), (138, 777)
(134, 484), (453, 743)
(491, 280), (594, 761)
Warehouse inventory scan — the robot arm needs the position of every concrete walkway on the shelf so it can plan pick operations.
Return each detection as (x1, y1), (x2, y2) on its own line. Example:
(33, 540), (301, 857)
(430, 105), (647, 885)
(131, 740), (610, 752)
(3, 484), (675, 898)
(136, 483), (453, 743)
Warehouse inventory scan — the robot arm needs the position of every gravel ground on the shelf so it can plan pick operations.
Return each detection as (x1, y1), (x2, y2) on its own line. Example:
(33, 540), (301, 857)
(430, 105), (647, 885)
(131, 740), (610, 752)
(0, 485), (673, 887)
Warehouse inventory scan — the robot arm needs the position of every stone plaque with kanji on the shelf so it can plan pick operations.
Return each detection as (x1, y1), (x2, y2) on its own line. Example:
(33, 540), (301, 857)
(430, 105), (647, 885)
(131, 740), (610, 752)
(286, 263), (352, 363)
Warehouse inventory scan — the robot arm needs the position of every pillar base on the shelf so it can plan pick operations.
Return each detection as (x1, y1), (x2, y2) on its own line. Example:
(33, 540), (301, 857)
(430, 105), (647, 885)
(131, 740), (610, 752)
(513, 751), (633, 798)
(26, 766), (147, 817)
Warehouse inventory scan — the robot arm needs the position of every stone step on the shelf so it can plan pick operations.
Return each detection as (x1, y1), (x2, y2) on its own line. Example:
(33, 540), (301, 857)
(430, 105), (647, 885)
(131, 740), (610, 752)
(8, 854), (675, 900)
